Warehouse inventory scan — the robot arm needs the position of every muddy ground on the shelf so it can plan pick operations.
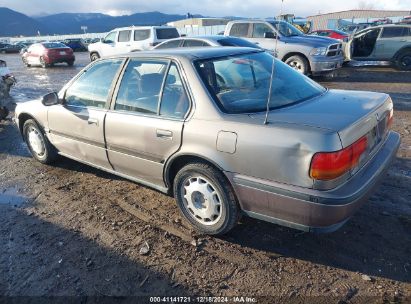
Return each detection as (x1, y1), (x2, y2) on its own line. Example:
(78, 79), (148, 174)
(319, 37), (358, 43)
(0, 53), (410, 303)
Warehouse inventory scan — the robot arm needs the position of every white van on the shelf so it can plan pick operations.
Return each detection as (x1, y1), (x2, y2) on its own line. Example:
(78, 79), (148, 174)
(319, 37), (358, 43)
(88, 26), (180, 61)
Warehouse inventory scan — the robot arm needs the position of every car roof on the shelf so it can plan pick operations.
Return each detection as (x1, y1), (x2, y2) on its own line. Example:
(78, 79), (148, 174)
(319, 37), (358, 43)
(114, 25), (176, 31)
(109, 47), (262, 61)
(158, 35), (239, 42)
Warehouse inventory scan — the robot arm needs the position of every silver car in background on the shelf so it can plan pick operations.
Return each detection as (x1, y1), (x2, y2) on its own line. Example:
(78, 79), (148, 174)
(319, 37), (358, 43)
(14, 47), (400, 235)
(153, 35), (262, 50)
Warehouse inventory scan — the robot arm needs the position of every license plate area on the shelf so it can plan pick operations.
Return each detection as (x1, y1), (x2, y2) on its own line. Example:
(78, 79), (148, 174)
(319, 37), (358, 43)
(59, 51), (66, 55)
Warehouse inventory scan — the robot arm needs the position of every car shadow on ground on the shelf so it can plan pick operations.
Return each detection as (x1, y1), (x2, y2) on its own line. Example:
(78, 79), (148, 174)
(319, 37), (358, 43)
(221, 159), (411, 284)
(0, 203), (190, 297)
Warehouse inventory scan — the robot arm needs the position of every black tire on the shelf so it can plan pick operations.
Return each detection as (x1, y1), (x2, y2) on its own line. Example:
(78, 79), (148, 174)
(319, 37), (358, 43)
(40, 56), (48, 68)
(396, 51), (411, 71)
(173, 162), (239, 235)
(22, 57), (31, 67)
(0, 107), (9, 120)
(23, 119), (57, 164)
(67, 60), (74, 66)
(90, 52), (100, 62)
(285, 55), (309, 75)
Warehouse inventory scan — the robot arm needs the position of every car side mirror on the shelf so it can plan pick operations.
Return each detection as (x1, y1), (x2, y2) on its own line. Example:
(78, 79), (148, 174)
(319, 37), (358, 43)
(264, 32), (277, 39)
(42, 92), (61, 106)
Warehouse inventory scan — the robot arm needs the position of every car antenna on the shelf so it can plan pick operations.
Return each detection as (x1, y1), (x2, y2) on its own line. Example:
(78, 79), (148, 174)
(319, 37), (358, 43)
(264, 0), (283, 125)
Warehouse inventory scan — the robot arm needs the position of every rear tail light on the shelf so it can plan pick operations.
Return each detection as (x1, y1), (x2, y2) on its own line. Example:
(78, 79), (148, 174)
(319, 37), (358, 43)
(387, 108), (393, 129)
(310, 136), (368, 181)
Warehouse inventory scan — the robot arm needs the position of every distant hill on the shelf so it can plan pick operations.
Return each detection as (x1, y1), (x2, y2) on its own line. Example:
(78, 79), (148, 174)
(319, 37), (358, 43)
(0, 7), (47, 36)
(35, 12), (204, 34)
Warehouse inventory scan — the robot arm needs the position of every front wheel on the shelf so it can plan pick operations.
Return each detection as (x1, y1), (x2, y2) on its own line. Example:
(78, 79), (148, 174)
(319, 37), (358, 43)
(396, 51), (411, 71)
(285, 55), (309, 75)
(23, 119), (57, 164)
(90, 52), (100, 61)
(173, 162), (239, 235)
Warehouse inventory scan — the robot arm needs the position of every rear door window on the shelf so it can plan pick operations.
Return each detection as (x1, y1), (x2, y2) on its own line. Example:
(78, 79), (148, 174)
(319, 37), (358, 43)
(160, 63), (190, 119)
(118, 30), (131, 42)
(114, 60), (168, 115)
(229, 23), (250, 37)
(155, 28), (180, 40)
(134, 30), (151, 41)
(381, 27), (406, 38)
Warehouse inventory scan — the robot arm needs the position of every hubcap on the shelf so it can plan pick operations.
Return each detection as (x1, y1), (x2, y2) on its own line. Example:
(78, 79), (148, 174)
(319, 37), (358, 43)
(401, 55), (411, 68)
(288, 60), (303, 72)
(181, 176), (222, 225)
(27, 127), (45, 156)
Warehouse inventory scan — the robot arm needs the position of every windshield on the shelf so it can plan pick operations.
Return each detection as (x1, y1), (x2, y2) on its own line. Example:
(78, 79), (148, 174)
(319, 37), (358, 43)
(269, 21), (303, 37)
(195, 51), (325, 114)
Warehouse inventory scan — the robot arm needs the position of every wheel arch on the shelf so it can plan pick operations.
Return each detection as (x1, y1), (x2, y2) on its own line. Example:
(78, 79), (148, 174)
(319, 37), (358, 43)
(18, 113), (42, 138)
(281, 52), (311, 72)
(164, 153), (234, 196)
(393, 46), (411, 60)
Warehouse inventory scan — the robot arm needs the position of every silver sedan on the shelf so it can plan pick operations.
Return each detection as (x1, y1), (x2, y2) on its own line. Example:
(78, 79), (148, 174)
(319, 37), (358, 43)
(14, 47), (400, 235)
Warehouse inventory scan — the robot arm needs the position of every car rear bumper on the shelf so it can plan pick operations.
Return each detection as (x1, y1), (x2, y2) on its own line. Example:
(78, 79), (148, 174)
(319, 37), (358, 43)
(227, 131), (400, 233)
(310, 55), (344, 73)
(45, 56), (75, 64)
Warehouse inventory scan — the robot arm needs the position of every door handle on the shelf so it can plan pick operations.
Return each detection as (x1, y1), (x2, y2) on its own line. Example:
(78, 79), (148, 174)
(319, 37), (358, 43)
(88, 118), (99, 126)
(156, 129), (173, 139)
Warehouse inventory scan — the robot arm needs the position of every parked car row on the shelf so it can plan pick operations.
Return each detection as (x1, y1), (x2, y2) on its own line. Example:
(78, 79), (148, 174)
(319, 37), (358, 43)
(87, 22), (344, 76)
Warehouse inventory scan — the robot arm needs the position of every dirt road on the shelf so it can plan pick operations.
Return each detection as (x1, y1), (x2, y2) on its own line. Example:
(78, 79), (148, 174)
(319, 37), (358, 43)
(1, 53), (410, 302)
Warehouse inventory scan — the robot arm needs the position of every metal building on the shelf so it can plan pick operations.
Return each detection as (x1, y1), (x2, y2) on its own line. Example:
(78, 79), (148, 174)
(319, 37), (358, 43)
(307, 9), (411, 31)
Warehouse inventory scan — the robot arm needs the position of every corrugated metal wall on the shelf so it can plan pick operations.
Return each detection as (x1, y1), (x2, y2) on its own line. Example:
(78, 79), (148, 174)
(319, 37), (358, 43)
(307, 10), (411, 31)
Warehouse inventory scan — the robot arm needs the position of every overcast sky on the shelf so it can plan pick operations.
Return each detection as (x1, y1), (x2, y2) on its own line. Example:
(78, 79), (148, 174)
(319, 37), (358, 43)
(1, 0), (410, 17)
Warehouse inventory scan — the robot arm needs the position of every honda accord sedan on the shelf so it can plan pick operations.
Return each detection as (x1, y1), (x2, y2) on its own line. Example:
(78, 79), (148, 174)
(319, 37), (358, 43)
(14, 47), (400, 235)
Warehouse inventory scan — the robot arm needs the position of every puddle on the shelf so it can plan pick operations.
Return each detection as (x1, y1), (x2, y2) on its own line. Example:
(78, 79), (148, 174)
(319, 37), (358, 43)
(0, 185), (27, 206)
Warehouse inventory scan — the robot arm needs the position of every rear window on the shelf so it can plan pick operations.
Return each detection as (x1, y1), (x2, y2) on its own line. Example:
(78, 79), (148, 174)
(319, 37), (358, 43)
(217, 37), (260, 48)
(195, 51), (325, 114)
(156, 28), (180, 40)
(229, 23), (250, 37)
(42, 42), (67, 49)
(134, 30), (151, 41)
(381, 27), (407, 38)
(183, 40), (209, 47)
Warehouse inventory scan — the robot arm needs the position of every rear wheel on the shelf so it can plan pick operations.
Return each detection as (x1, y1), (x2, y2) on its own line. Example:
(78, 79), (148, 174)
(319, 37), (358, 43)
(90, 52), (100, 62)
(285, 55), (309, 75)
(173, 162), (239, 235)
(396, 51), (411, 71)
(23, 119), (57, 164)
(67, 60), (74, 66)
(40, 56), (49, 68)
(22, 57), (31, 67)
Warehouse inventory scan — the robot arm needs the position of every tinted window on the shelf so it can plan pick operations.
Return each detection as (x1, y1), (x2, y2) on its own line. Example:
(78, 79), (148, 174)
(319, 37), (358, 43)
(160, 64), (189, 119)
(42, 42), (67, 49)
(229, 23), (250, 37)
(155, 40), (182, 49)
(65, 59), (123, 108)
(195, 52), (325, 114)
(252, 23), (273, 38)
(104, 32), (116, 43)
(134, 30), (151, 41)
(118, 30), (131, 42)
(115, 60), (167, 114)
(381, 27), (406, 38)
(156, 28), (180, 40)
(217, 37), (260, 48)
(183, 40), (208, 47)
